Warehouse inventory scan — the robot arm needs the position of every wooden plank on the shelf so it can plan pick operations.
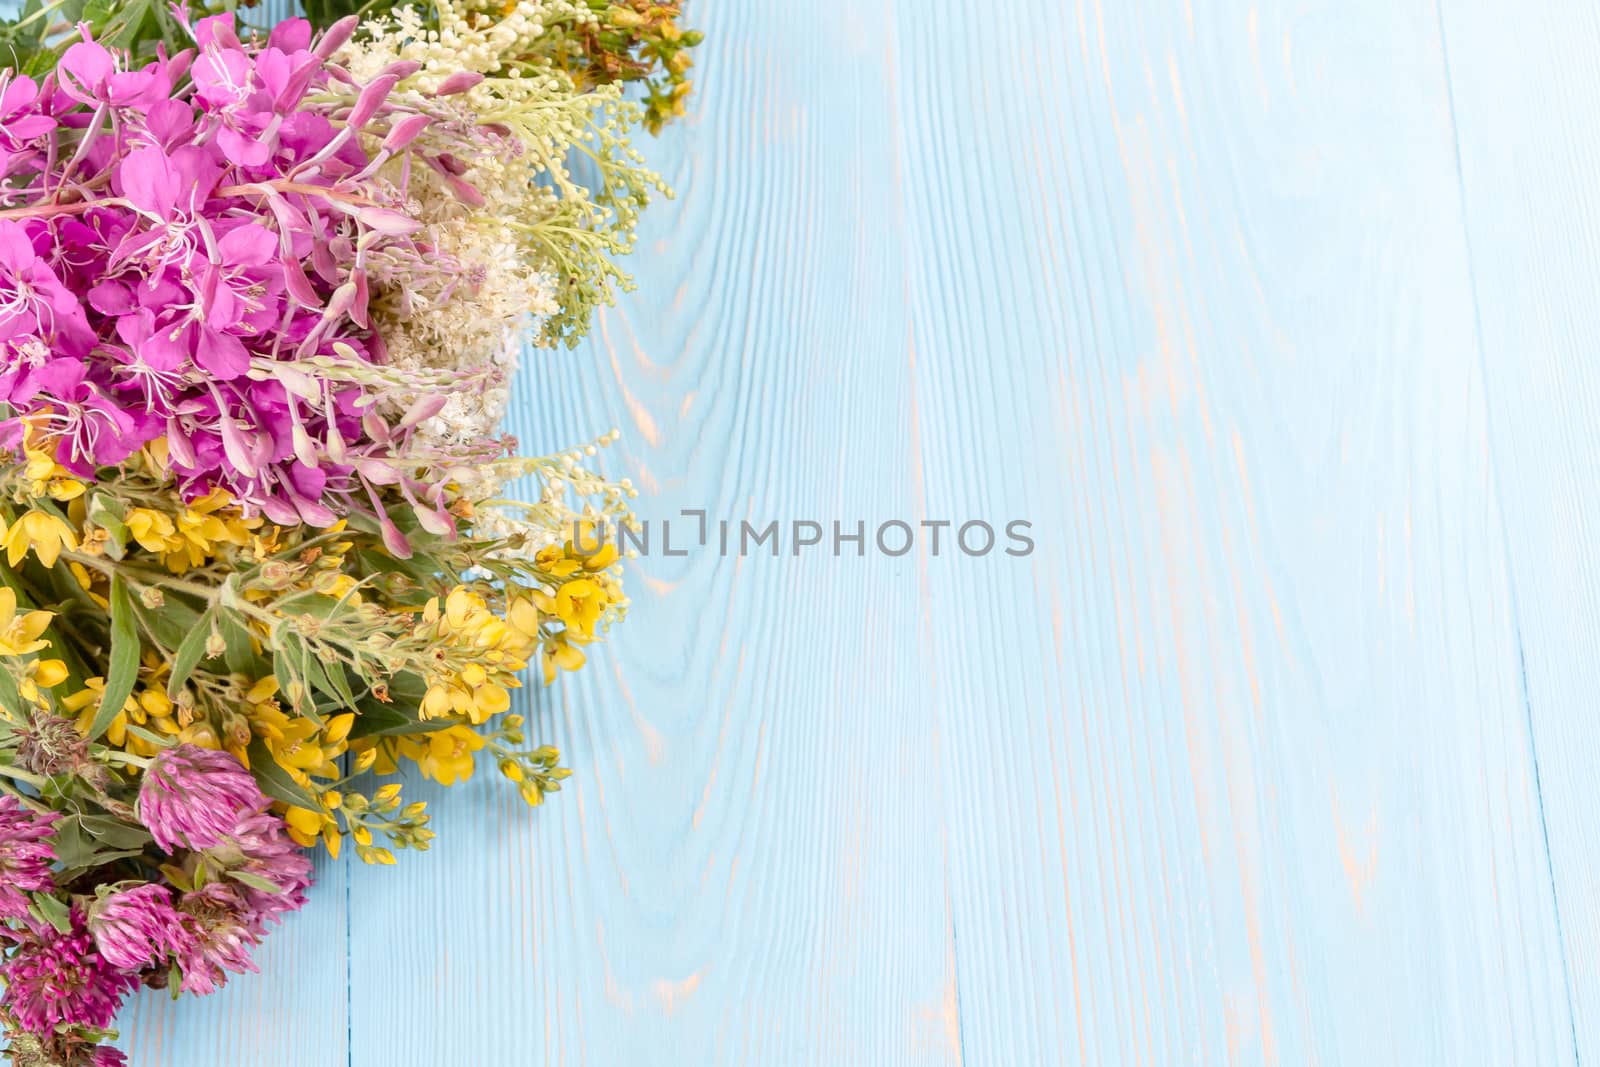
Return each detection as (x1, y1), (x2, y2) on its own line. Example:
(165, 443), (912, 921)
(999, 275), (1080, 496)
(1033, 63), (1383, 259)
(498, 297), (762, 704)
(891, 0), (1573, 1061)
(0, 0), (1574, 1062)
(1437, 4), (1600, 1058)
(346, 0), (962, 1063)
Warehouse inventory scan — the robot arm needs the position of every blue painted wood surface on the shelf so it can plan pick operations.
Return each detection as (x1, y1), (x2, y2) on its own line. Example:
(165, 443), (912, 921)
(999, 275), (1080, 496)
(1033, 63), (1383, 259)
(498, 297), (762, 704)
(39, 0), (1599, 1062)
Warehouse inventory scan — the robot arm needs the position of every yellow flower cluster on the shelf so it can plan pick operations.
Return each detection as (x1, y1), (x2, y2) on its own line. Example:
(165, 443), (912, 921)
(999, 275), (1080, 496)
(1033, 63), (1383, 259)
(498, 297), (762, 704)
(69, 664), (181, 757)
(415, 588), (539, 723)
(531, 532), (622, 683)
(1, 510), (78, 569)
(0, 588), (52, 658)
(15, 437), (86, 502)
(0, 426), (629, 868)
(363, 725), (487, 787)
(244, 679), (353, 778)
(120, 490), (261, 573)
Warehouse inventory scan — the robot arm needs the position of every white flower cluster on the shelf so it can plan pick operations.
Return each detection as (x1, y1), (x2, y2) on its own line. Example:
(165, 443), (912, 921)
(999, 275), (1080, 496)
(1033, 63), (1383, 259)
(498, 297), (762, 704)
(471, 429), (637, 571)
(340, 1), (581, 452)
(336, 0), (642, 562)
(340, 0), (599, 88)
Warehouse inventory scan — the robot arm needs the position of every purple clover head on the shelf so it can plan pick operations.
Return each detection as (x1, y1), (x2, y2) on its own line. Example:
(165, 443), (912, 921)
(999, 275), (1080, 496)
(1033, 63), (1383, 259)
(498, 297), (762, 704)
(0, 1029), (130, 1067)
(0, 909), (138, 1034)
(222, 811), (315, 932)
(171, 883), (262, 995)
(136, 745), (266, 852)
(0, 795), (60, 921)
(87, 883), (193, 971)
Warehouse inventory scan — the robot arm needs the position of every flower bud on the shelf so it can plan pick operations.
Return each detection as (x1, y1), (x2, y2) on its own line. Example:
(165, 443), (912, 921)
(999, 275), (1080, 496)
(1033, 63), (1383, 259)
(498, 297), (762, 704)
(347, 74), (399, 130)
(314, 15), (359, 59)
(379, 60), (423, 81)
(435, 71), (484, 96)
(381, 113), (433, 153)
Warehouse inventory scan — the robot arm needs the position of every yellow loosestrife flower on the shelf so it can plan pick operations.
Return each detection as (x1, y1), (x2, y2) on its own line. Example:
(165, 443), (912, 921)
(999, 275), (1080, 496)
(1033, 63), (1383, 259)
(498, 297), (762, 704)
(22, 448), (85, 501)
(0, 588), (53, 657)
(410, 726), (486, 786)
(416, 587), (538, 724)
(2, 511), (78, 568)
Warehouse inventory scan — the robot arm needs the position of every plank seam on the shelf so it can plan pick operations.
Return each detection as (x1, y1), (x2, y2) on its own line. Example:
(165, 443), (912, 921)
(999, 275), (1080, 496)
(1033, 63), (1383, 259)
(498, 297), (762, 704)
(1433, 5), (1583, 1062)
(952, 912), (969, 1066)
(346, 777), (354, 1067)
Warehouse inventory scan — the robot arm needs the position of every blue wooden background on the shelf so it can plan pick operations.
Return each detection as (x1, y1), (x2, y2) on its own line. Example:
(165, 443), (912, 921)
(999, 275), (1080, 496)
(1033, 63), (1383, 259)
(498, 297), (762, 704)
(43, 0), (1600, 1062)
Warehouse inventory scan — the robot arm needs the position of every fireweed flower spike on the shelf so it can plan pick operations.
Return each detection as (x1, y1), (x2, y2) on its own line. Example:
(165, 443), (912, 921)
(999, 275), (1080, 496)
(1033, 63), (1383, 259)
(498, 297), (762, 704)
(0, 12), (476, 539)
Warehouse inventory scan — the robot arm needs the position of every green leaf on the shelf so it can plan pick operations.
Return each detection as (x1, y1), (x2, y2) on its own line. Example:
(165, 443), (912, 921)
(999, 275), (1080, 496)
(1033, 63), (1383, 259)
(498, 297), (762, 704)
(40, 568), (96, 690)
(30, 892), (71, 935)
(273, 646), (309, 717)
(54, 849), (146, 886)
(219, 614), (261, 675)
(90, 575), (140, 740)
(226, 869), (287, 894)
(292, 633), (353, 712)
(382, 669), (429, 704)
(320, 659), (356, 707)
(86, 491), (128, 560)
(77, 813), (153, 850)
(123, 723), (173, 750)
(0, 654), (21, 716)
(245, 739), (319, 809)
(347, 700), (454, 740)
(50, 812), (152, 883)
(167, 609), (215, 697)
(0, 761), (40, 785)
(138, 594), (203, 652)
(78, 0), (117, 24)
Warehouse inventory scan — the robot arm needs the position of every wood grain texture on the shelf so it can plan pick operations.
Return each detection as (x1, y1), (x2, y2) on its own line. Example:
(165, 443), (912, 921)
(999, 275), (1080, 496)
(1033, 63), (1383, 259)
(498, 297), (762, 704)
(348, 0), (964, 1061)
(350, 0), (1577, 1064)
(890, 1), (1572, 1062)
(1438, 3), (1600, 1057)
(3, 0), (1590, 1062)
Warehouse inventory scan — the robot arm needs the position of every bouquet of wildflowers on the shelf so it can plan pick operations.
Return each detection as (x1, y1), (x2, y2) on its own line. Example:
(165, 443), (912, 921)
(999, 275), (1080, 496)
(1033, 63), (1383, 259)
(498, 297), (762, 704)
(0, 1), (695, 1061)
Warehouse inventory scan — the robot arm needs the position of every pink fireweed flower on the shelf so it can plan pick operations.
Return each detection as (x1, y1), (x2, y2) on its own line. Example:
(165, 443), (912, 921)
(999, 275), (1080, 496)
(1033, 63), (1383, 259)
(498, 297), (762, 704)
(57, 38), (173, 110)
(0, 71), (52, 136)
(0, 219), (98, 366)
(87, 883), (193, 971)
(0, 15), (488, 543)
(136, 745), (267, 852)
(0, 795), (60, 920)
(0, 910), (138, 1033)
